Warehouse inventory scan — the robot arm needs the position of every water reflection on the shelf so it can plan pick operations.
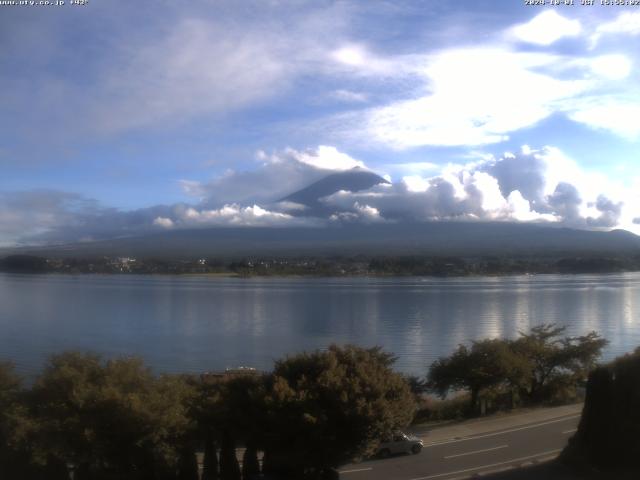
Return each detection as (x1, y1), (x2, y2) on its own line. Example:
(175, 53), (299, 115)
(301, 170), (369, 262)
(1, 273), (640, 376)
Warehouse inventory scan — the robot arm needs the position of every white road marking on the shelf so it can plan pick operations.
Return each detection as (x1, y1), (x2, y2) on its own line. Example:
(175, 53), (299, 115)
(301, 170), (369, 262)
(562, 428), (577, 434)
(339, 467), (373, 474)
(409, 448), (562, 480)
(443, 444), (508, 459)
(423, 415), (580, 446)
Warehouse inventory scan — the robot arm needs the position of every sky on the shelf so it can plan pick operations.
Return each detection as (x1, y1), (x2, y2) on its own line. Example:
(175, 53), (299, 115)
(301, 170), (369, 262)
(1, 0), (640, 246)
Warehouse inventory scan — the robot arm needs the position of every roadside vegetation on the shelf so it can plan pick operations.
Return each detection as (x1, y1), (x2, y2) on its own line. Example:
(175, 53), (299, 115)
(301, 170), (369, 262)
(0, 345), (415, 480)
(0, 326), (622, 479)
(561, 347), (640, 477)
(421, 325), (607, 420)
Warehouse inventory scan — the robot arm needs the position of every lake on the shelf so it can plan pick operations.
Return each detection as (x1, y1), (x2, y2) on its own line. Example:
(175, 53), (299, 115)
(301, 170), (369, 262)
(1, 272), (639, 378)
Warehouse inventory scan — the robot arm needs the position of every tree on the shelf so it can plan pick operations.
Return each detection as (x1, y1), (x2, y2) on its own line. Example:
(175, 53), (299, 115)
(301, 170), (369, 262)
(242, 443), (260, 480)
(512, 325), (607, 402)
(0, 362), (36, 479)
(201, 430), (219, 480)
(562, 347), (640, 473)
(219, 431), (241, 480)
(428, 339), (525, 413)
(29, 351), (196, 479)
(428, 325), (608, 412)
(265, 345), (416, 478)
(195, 373), (267, 480)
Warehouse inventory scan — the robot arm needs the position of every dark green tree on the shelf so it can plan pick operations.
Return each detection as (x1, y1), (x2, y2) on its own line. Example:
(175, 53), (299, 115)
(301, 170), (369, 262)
(512, 325), (607, 402)
(201, 430), (219, 480)
(195, 373), (266, 480)
(219, 431), (241, 480)
(177, 444), (199, 480)
(242, 442), (260, 480)
(265, 344), (416, 478)
(562, 347), (640, 473)
(428, 339), (525, 413)
(29, 352), (196, 479)
(0, 362), (36, 479)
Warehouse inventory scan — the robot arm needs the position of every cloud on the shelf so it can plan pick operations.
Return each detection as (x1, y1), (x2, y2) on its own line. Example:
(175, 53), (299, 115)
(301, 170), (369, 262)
(330, 89), (368, 103)
(591, 11), (640, 47)
(153, 217), (174, 228)
(356, 48), (590, 148)
(588, 54), (632, 81)
(329, 201), (384, 224)
(290, 145), (366, 171)
(3, 144), (639, 247)
(547, 182), (582, 225)
(507, 10), (582, 46)
(568, 100), (640, 140)
(316, 12), (638, 149)
(587, 195), (623, 228)
(182, 146), (368, 207)
(0, 191), (102, 246)
(164, 204), (311, 228)
(329, 44), (403, 76)
(319, 146), (637, 231)
(0, 0), (355, 148)
(92, 18), (291, 133)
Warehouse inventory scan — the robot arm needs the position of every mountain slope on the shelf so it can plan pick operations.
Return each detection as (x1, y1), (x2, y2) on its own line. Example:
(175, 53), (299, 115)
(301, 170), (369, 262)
(281, 167), (389, 211)
(13, 222), (640, 259)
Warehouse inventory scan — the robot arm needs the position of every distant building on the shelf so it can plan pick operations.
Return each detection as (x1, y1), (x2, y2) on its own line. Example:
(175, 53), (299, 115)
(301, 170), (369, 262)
(200, 366), (259, 383)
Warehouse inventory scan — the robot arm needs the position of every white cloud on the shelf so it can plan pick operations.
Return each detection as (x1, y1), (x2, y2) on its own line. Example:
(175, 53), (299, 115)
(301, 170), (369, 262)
(401, 175), (431, 193)
(331, 89), (368, 103)
(361, 48), (590, 148)
(319, 145), (638, 232)
(294, 145), (365, 171)
(588, 54), (632, 80)
(153, 217), (174, 228)
(175, 204), (300, 227)
(591, 12), (640, 47)
(92, 19), (292, 132)
(354, 202), (383, 221)
(569, 100), (640, 140)
(508, 10), (582, 46)
(0, 191), (103, 246)
(329, 44), (403, 76)
(507, 191), (556, 223)
(184, 146), (368, 207)
(6, 145), (640, 246)
(382, 162), (439, 177)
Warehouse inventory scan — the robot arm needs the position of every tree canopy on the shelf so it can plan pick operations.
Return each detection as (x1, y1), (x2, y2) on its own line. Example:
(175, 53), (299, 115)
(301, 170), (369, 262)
(428, 325), (608, 412)
(262, 345), (416, 478)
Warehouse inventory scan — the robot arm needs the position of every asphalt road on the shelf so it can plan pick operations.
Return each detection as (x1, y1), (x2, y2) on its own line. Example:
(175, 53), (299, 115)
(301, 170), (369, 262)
(338, 412), (580, 480)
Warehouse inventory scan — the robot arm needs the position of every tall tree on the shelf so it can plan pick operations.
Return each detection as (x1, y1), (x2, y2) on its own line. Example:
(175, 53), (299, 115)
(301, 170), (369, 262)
(29, 352), (196, 479)
(0, 362), (35, 479)
(428, 339), (525, 413)
(512, 325), (607, 402)
(201, 430), (219, 480)
(219, 431), (241, 480)
(265, 344), (416, 478)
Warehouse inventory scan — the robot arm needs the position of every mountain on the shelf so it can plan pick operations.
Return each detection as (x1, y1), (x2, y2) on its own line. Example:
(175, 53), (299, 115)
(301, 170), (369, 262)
(11, 222), (640, 260)
(3, 169), (640, 261)
(280, 167), (389, 213)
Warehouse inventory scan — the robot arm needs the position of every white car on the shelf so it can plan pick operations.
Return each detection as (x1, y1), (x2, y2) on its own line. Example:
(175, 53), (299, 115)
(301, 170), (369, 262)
(377, 432), (424, 457)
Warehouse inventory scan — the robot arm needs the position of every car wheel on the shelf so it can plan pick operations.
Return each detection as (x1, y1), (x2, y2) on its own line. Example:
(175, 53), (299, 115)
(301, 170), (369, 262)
(379, 448), (391, 458)
(411, 444), (422, 454)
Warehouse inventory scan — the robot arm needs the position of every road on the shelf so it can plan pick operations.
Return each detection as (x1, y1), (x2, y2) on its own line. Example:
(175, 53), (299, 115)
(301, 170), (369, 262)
(338, 408), (580, 480)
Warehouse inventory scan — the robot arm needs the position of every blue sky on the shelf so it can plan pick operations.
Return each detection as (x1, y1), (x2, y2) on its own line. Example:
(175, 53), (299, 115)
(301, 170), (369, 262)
(1, 0), (640, 246)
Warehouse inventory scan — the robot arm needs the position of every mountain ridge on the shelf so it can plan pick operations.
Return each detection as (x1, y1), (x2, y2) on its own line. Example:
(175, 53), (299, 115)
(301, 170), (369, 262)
(5, 221), (640, 260)
(280, 167), (389, 213)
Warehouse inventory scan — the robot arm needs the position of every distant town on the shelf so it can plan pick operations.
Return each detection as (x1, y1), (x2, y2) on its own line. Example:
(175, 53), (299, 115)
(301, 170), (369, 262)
(2, 253), (640, 276)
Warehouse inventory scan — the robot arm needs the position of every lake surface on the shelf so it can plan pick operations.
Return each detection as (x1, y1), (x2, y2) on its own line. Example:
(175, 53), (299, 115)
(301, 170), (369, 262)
(2, 273), (640, 378)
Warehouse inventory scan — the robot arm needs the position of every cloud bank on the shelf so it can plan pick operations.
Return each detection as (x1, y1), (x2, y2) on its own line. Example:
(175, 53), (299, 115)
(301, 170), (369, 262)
(3, 144), (638, 247)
